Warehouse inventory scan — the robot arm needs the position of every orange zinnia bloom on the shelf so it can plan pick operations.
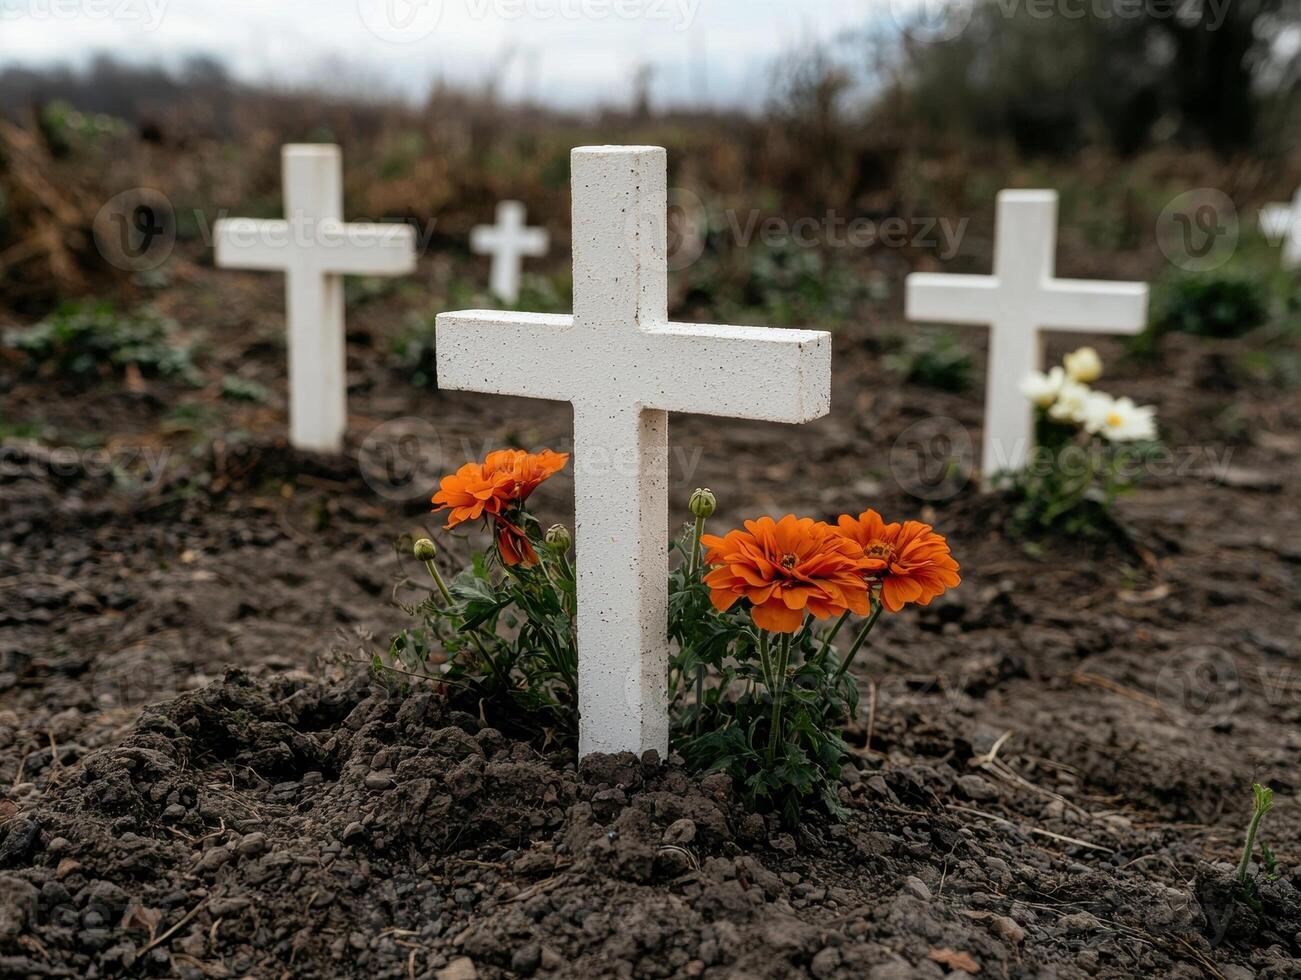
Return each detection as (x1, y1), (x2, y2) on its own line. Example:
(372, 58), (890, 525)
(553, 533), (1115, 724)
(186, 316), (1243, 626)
(431, 449), (568, 568)
(836, 509), (960, 613)
(701, 515), (872, 634)
(482, 449), (570, 504)
(432, 448), (569, 529)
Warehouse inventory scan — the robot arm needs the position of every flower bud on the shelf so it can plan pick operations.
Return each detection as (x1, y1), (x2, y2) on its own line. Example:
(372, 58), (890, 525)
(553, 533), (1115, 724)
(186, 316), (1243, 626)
(413, 538), (438, 561)
(545, 524), (572, 554)
(689, 488), (716, 519)
(1064, 346), (1102, 383)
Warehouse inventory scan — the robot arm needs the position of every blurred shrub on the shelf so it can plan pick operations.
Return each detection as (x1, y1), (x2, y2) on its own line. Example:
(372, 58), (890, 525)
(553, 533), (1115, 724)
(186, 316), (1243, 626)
(37, 101), (127, 157)
(737, 244), (868, 325)
(888, 0), (1297, 155)
(885, 330), (973, 393)
(390, 313), (439, 391)
(1151, 272), (1270, 340)
(2, 302), (199, 384)
(1238, 349), (1301, 389)
(220, 375), (269, 402)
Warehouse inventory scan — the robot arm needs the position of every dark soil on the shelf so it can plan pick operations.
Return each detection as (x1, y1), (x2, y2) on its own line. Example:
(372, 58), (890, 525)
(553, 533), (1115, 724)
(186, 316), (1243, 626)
(2, 253), (1300, 978)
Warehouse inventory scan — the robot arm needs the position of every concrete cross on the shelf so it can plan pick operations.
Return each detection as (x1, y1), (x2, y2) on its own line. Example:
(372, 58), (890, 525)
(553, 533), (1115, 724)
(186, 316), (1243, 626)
(438, 146), (832, 758)
(906, 190), (1149, 479)
(214, 144), (417, 453)
(471, 200), (550, 304)
(1261, 188), (1301, 269)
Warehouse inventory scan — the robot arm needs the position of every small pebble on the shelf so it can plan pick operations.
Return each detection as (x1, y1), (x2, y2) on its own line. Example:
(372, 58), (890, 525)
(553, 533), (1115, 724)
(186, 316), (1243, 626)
(663, 818), (696, 845)
(1058, 911), (1103, 933)
(342, 822), (367, 843)
(990, 915), (1025, 945)
(436, 956), (477, 980)
(901, 876), (931, 901)
(197, 846), (233, 872)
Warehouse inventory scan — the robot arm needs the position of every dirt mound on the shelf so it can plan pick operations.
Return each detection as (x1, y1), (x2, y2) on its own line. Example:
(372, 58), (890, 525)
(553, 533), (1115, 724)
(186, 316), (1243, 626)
(1, 670), (1296, 978)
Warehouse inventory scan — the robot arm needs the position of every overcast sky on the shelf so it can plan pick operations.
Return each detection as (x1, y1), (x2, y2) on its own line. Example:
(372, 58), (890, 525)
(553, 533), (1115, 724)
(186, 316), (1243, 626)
(0, 0), (880, 108)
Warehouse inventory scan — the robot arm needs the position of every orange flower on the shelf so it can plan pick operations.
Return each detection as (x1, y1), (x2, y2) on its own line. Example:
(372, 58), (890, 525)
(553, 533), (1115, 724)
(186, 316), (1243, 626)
(701, 515), (872, 633)
(431, 461), (514, 528)
(431, 449), (568, 568)
(836, 509), (960, 613)
(482, 449), (570, 504)
(495, 517), (538, 568)
(432, 448), (569, 529)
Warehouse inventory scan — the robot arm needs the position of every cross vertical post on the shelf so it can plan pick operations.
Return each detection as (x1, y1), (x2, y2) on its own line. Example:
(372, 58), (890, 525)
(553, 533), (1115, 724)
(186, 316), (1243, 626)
(984, 192), (1058, 475)
(284, 146), (348, 453)
(569, 147), (671, 758)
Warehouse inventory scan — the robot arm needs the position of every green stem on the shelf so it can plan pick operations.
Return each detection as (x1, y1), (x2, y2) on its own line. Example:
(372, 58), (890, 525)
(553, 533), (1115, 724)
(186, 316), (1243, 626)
(688, 515), (709, 733)
(425, 558), (496, 663)
(816, 611), (851, 665)
(1237, 786), (1274, 885)
(833, 601), (884, 683)
(694, 665), (705, 735)
(423, 559), (454, 606)
(767, 632), (792, 763)
(756, 631), (774, 690)
(687, 514), (706, 577)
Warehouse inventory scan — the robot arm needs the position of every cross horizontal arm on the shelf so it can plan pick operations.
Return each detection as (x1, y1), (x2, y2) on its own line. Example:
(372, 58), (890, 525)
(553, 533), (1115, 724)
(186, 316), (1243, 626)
(315, 222), (417, 275)
(906, 273), (1000, 325)
(214, 218), (416, 276)
(636, 323), (831, 422)
(1038, 280), (1149, 333)
(436, 311), (577, 403)
(214, 219), (294, 271)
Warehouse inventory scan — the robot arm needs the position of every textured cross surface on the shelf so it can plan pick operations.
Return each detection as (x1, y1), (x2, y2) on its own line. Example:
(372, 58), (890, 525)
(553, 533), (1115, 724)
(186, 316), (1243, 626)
(1261, 188), (1301, 269)
(471, 200), (550, 304)
(906, 190), (1149, 478)
(214, 144), (417, 452)
(438, 146), (832, 758)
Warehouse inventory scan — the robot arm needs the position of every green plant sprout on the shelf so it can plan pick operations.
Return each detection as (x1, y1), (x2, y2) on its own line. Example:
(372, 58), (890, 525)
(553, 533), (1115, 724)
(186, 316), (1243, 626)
(1237, 783), (1276, 892)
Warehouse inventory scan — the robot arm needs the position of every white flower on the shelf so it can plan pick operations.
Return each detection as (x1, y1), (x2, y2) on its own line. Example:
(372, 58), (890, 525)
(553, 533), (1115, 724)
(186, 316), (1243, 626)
(1082, 393), (1157, 442)
(1064, 346), (1103, 383)
(1021, 366), (1066, 408)
(1048, 380), (1093, 425)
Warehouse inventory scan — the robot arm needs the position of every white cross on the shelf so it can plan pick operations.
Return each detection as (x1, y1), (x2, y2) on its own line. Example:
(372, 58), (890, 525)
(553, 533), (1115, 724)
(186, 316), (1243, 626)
(906, 190), (1149, 479)
(437, 147), (832, 758)
(471, 200), (550, 304)
(1261, 188), (1301, 269)
(214, 144), (417, 453)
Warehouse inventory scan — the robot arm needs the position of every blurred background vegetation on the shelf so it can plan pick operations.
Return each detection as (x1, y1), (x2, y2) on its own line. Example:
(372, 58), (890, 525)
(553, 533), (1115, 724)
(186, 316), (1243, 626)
(0, 0), (1297, 338)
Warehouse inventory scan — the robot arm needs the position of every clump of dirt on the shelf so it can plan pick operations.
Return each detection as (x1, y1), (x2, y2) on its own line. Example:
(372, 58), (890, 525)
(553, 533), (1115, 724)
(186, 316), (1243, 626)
(2, 670), (1297, 978)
